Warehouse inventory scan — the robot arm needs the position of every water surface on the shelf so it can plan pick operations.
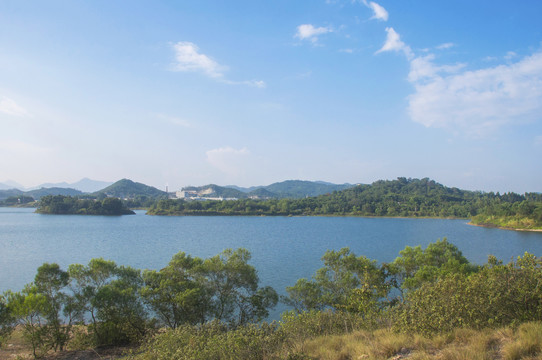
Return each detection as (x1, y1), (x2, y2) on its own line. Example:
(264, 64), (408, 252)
(1, 207), (541, 318)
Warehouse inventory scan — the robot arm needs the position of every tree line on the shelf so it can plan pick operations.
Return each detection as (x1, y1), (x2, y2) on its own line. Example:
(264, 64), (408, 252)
(0, 248), (277, 358)
(36, 195), (135, 215)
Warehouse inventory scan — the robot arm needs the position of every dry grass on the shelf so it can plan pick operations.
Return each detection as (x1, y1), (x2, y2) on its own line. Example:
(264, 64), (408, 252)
(5, 322), (542, 360)
(298, 322), (542, 360)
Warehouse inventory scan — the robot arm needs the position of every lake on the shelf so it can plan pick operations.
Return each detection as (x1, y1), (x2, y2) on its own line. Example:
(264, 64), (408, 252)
(1, 207), (542, 319)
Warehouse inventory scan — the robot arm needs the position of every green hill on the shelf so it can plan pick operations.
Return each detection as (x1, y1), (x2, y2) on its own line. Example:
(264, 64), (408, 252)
(26, 187), (83, 200)
(263, 180), (353, 198)
(223, 180), (355, 199)
(94, 179), (167, 199)
(0, 189), (24, 201)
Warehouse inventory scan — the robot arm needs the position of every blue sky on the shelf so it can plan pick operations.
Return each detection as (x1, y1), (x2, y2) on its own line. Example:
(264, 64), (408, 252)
(1, 0), (541, 193)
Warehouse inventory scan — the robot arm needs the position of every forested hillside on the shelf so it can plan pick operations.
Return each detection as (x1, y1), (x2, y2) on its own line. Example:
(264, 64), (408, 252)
(36, 195), (135, 215)
(93, 179), (167, 199)
(148, 178), (542, 230)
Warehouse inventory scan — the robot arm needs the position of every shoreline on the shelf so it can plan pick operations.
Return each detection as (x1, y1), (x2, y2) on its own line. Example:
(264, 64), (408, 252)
(467, 221), (542, 233)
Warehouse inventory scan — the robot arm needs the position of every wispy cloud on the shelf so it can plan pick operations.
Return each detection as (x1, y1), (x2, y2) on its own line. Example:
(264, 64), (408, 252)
(408, 51), (542, 136)
(206, 146), (250, 176)
(0, 96), (29, 117)
(376, 27), (413, 59)
(505, 51), (518, 60)
(361, 0), (389, 21)
(436, 42), (455, 50)
(171, 41), (265, 87)
(295, 24), (333, 44)
(221, 79), (266, 88)
(172, 42), (226, 78)
(154, 113), (192, 128)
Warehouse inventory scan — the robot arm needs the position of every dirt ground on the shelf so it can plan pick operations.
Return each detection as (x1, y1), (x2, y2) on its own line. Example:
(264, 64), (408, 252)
(0, 341), (130, 360)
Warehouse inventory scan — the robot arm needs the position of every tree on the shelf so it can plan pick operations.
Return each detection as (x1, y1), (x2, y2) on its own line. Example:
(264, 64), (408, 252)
(69, 258), (148, 346)
(284, 248), (387, 315)
(199, 248), (278, 326)
(141, 252), (207, 328)
(0, 293), (15, 347)
(34, 263), (76, 352)
(7, 286), (50, 358)
(387, 238), (476, 296)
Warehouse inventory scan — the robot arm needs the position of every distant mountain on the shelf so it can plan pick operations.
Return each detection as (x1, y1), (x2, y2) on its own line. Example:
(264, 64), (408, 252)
(94, 179), (166, 199)
(0, 183), (14, 191)
(224, 185), (261, 193)
(34, 178), (113, 193)
(26, 187), (83, 200)
(247, 187), (276, 198)
(196, 180), (355, 199)
(264, 180), (353, 198)
(0, 180), (25, 190)
(0, 189), (24, 201)
(70, 178), (113, 193)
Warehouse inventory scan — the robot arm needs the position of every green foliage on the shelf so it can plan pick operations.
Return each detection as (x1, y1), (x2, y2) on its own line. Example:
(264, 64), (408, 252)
(93, 179), (167, 199)
(387, 238), (476, 294)
(471, 200), (542, 229)
(36, 195), (135, 215)
(0, 293), (16, 347)
(284, 248), (388, 315)
(199, 249), (279, 326)
(394, 252), (542, 335)
(141, 252), (206, 328)
(1, 248), (277, 355)
(280, 310), (365, 342)
(6, 286), (51, 358)
(69, 258), (148, 346)
(33, 263), (76, 351)
(129, 320), (284, 360)
(0, 195), (35, 206)
(147, 178), (542, 231)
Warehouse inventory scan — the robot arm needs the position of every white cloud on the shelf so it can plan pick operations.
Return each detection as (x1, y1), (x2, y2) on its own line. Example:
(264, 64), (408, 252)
(366, 1), (389, 21)
(172, 42), (226, 78)
(376, 27), (413, 59)
(171, 41), (265, 88)
(0, 96), (29, 117)
(206, 146), (250, 176)
(408, 51), (542, 136)
(408, 54), (465, 82)
(295, 24), (333, 43)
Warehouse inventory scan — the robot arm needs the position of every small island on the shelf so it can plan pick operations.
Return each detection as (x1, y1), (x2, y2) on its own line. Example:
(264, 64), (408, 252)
(36, 195), (135, 215)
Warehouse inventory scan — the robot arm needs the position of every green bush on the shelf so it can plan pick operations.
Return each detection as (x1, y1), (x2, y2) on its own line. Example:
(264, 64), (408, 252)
(394, 253), (542, 335)
(130, 321), (284, 360)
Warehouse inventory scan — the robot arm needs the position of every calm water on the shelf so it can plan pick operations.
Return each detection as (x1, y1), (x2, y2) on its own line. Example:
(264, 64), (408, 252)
(1, 207), (542, 319)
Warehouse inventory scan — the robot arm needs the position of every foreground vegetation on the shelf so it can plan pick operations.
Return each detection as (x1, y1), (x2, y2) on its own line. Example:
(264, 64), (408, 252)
(148, 178), (542, 230)
(2, 239), (542, 359)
